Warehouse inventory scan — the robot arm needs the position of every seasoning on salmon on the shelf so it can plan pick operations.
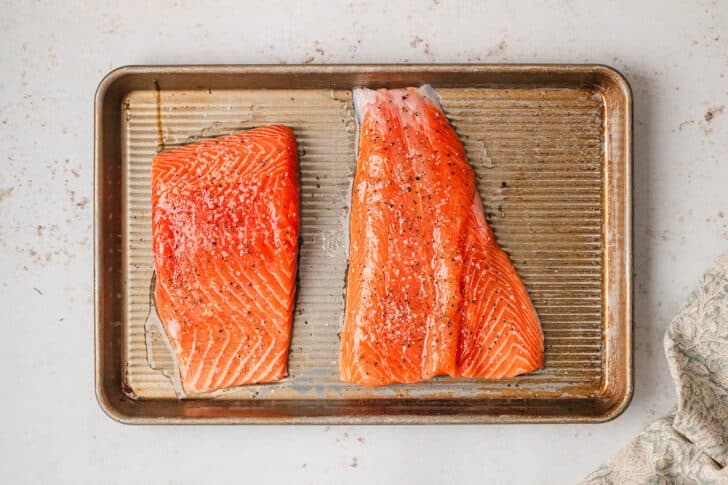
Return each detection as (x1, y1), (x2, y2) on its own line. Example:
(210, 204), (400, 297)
(340, 87), (543, 386)
(152, 125), (299, 393)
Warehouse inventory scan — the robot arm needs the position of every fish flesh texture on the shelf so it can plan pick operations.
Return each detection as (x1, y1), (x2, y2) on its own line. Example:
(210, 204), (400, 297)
(152, 126), (299, 393)
(340, 86), (543, 386)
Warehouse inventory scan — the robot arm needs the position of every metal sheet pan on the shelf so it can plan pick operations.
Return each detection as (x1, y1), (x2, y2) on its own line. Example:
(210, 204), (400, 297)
(95, 64), (632, 423)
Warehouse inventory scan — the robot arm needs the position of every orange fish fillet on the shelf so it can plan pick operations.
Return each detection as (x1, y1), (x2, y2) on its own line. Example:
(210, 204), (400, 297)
(340, 87), (543, 386)
(152, 125), (299, 393)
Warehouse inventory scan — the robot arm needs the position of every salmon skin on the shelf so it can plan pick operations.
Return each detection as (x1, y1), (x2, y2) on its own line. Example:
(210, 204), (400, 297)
(340, 86), (543, 386)
(152, 126), (299, 394)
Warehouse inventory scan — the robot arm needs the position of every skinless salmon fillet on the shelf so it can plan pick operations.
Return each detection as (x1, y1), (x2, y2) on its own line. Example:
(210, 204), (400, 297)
(152, 125), (299, 394)
(340, 87), (543, 386)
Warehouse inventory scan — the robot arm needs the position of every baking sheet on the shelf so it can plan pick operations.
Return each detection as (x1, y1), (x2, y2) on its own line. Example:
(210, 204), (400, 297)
(95, 65), (632, 423)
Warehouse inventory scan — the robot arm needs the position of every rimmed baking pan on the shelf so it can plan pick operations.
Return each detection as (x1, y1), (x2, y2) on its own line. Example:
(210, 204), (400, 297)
(95, 64), (631, 423)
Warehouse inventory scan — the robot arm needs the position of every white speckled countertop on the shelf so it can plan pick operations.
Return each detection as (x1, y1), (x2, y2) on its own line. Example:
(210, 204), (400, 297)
(1, 1), (726, 483)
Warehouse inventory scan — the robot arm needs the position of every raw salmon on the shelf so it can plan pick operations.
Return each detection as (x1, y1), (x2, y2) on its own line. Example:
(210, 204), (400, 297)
(152, 126), (299, 393)
(340, 87), (543, 386)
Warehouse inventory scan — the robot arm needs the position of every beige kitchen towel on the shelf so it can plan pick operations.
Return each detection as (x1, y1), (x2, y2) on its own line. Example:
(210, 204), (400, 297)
(583, 253), (728, 484)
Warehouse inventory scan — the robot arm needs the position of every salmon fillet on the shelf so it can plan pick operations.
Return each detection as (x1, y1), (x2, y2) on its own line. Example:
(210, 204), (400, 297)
(340, 87), (543, 386)
(152, 125), (299, 393)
